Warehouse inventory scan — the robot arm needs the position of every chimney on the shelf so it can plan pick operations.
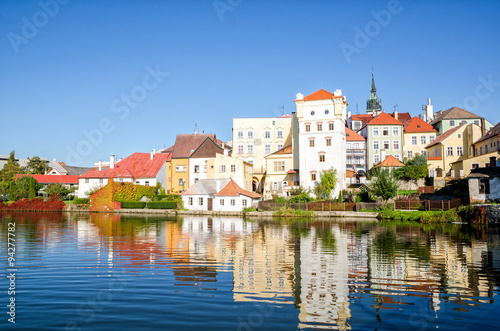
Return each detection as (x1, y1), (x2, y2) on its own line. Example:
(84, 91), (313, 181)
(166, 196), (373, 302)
(98, 160), (102, 171)
(490, 156), (497, 168)
(347, 111), (351, 119)
(296, 93), (303, 101)
(110, 155), (115, 169)
(150, 151), (154, 160)
(394, 110), (398, 120)
(481, 118), (486, 136)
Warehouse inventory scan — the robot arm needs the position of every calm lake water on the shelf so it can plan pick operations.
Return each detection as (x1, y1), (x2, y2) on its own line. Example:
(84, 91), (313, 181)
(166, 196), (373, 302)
(1, 212), (500, 330)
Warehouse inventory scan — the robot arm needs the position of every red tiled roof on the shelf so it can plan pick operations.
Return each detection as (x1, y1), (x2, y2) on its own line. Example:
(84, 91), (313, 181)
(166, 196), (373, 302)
(366, 112), (404, 126)
(389, 112), (412, 123)
(374, 155), (404, 168)
(427, 157), (443, 160)
(15, 174), (80, 184)
(474, 121), (500, 144)
(171, 134), (217, 158)
(426, 124), (465, 148)
(81, 152), (170, 179)
(351, 114), (374, 126)
(345, 128), (365, 141)
(404, 116), (437, 133)
(214, 179), (262, 198)
(296, 89), (344, 102)
(346, 169), (356, 178)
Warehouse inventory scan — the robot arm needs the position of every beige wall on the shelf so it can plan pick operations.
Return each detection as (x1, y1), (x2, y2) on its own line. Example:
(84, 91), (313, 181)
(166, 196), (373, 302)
(451, 151), (498, 179)
(474, 136), (500, 156)
(207, 154), (253, 191)
(403, 131), (436, 162)
(263, 153), (294, 199)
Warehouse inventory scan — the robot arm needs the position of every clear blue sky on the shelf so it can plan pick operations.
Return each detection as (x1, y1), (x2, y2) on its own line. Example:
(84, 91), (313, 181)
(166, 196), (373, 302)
(1, 0), (500, 166)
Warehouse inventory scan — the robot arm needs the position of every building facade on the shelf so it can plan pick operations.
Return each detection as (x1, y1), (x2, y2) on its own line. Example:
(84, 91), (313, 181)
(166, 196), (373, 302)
(403, 116), (437, 163)
(292, 88), (347, 197)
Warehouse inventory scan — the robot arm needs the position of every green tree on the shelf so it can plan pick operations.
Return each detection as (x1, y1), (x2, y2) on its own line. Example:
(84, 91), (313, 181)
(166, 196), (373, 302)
(370, 168), (399, 205)
(26, 156), (50, 174)
(28, 177), (37, 199)
(12, 176), (41, 200)
(0, 151), (22, 183)
(45, 183), (71, 199)
(319, 168), (337, 199)
(395, 154), (428, 183)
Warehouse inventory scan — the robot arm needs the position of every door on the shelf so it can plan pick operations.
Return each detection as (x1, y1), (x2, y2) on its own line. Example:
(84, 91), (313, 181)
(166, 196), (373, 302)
(207, 198), (213, 211)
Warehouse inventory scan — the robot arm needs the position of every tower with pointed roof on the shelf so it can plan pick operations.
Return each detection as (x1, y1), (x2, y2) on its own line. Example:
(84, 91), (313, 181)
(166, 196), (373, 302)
(366, 72), (382, 115)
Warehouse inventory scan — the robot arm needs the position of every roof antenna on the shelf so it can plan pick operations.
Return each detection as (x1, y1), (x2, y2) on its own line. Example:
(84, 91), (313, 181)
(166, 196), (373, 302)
(394, 104), (398, 112)
(194, 121), (199, 135)
(281, 105), (285, 116)
(356, 102), (359, 114)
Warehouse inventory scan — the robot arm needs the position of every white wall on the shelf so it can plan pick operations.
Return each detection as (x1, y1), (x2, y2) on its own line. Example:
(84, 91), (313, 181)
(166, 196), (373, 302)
(78, 178), (109, 198)
(189, 158), (210, 187)
(182, 194), (211, 211)
(213, 196), (254, 212)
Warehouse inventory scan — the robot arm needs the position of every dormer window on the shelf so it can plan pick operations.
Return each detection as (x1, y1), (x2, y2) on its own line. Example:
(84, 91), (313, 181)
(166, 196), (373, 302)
(311, 111), (315, 116)
(325, 110), (329, 115)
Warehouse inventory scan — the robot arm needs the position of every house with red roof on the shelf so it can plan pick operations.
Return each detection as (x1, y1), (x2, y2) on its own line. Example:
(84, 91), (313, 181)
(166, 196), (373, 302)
(15, 174), (80, 193)
(345, 128), (367, 179)
(425, 123), (482, 178)
(402, 116), (437, 162)
(181, 178), (261, 211)
(359, 112), (404, 170)
(293, 88), (348, 198)
(78, 151), (171, 198)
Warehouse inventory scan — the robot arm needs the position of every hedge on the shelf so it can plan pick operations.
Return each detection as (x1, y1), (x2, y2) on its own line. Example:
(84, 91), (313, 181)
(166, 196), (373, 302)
(120, 201), (147, 209)
(73, 198), (90, 205)
(147, 201), (177, 209)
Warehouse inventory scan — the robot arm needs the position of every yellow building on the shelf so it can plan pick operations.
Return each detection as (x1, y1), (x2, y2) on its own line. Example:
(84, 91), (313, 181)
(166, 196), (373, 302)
(206, 153), (254, 191)
(263, 145), (296, 199)
(402, 116), (437, 162)
(425, 123), (482, 178)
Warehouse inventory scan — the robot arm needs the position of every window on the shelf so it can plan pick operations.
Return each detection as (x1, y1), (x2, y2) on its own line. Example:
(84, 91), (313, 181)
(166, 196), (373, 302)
(310, 111), (315, 116)
(145, 181), (149, 186)
(199, 197), (203, 205)
(237, 131), (243, 139)
(458, 134), (461, 138)
(354, 143), (359, 149)
(383, 141), (390, 150)
(393, 127), (399, 136)
(420, 136), (426, 145)
(230, 199), (235, 206)
(319, 154), (325, 162)
(220, 199), (224, 206)
(272, 120), (275, 125)
(394, 154), (400, 160)
(472, 163), (479, 169)
(265, 131), (271, 138)
(486, 145), (489, 153)
(179, 178), (184, 186)
(450, 120), (455, 126)
(305, 124), (311, 132)
(265, 144), (271, 154)
(204, 163), (207, 173)
(85, 179), (89, 183)
(435, 149), (438, 157)
(220, 165), (226, 173)
(382, 127), (389, 136)
(326, 138), (331, 146)
(373, 127), (379, 136)
(474, 120), (479, 125)
(277, 130), (283, 138)
(457, 146), (463, 156)
(273, 182), (278, 190)
(309, 139), (315, 147)
(447, 147), (454, 156)
(479, 179), (490, 194)
(353, 121), (361, 130)
(329, 122), (334, 131)
(408, 151), (413, 159)
(324, 109), (329, 115)
(480, 146), (483, 155)
(374, 154), (380, 163)
(247, 131), (253, 138)
(242, 199), (248, 207)
(429, 136), (435, 143)
(311, 173), (316, 181)
(393, 141), (399, 150)
(277, 144), (283, 150)
(317, 123), (323, 131)
(412, 136), (417, 145)
(247, 144), (254, 154)
(231, 165), (236, 172)
(274, 161), (285, 172)
(188, 197), (193, 205)
(373, 140), (379, 150)
(176, 165), (187, 172)
(194, 165), (199, 173)
(237, 145), (244, 154)
(194, 178), (199, 183)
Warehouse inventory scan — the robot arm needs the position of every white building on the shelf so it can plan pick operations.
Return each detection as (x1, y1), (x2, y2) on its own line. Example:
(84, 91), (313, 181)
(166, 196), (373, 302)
(181, 178), (262, 212)
(292, 89), (347, 197)
(78, 152), (170, 198)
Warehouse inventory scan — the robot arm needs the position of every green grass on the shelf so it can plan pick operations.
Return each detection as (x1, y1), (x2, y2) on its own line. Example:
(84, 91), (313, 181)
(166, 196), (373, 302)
(377, 208), (460, 223)
(273, 207), (315, 217)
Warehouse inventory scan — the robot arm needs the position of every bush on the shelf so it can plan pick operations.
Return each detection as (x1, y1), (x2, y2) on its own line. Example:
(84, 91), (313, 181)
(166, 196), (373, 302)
(457, 205), (487, 224)
(273, 196), (289, 203)
(243, 206), (257, 213)
(120, 201), (147, 209)
(73, 198), (90, 205)
(146, 201), (177, 209)
(274, 206), (314, 217)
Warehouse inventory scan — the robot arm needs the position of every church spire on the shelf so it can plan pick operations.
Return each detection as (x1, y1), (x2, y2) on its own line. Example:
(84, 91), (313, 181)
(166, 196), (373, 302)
(366, 71), (382, 114)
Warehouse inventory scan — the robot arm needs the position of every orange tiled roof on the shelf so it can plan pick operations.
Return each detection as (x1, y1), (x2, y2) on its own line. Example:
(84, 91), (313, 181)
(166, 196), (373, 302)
(366, 112), (404, 126)
(351, 114), (374, 126)
(214, 179), (262, 199)
(374, 155), (404, 168)
(404, 116), (437, 133)
(345, 128), (365, 141)
(297, 89), (344, 102)
(15, 174), (80, 184)
(266, 145), (292, 156)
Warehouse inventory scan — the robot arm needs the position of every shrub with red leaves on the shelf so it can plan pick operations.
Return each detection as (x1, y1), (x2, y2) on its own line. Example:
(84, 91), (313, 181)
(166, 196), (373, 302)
(2, 197), (65, 212)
